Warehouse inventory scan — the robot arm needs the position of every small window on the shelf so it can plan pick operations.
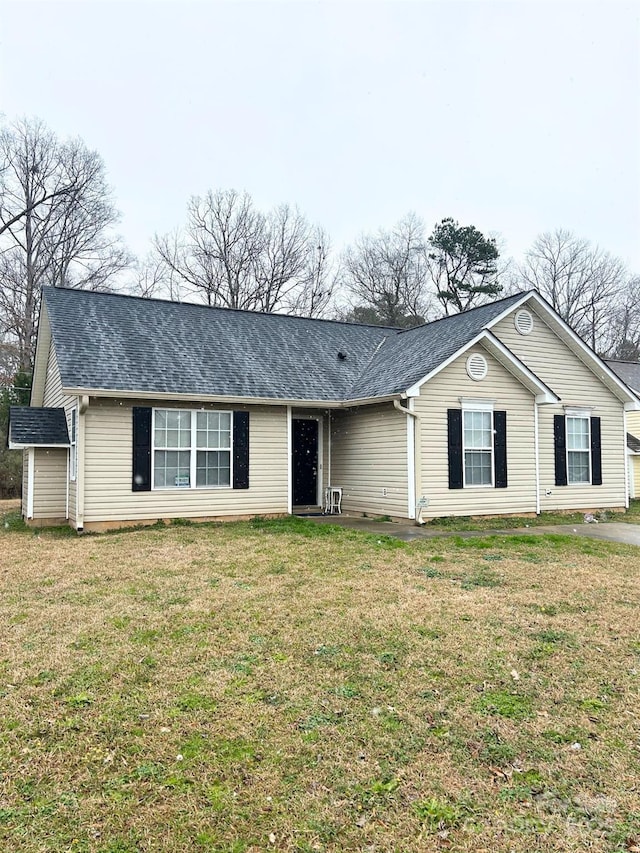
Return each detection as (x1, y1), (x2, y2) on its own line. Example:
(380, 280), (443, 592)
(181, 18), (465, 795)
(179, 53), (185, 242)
(466, 353), (488, 381)
(463, 410), (493, 486)
(567, 416), (590, 484)
(515, 309), (534, 335)
(70, 408), (77, 481)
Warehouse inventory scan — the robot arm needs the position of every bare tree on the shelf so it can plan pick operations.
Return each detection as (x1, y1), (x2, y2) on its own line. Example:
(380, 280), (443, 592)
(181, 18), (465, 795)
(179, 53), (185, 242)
(280, 227), (336, 318)
(154, 189), (334, 315)
(0, 117), (132, 370)
(603, 275), (640, 360)
(427, 218), (501, 316)
(339, 213), (431, 327)
(519, 229), (626, 352)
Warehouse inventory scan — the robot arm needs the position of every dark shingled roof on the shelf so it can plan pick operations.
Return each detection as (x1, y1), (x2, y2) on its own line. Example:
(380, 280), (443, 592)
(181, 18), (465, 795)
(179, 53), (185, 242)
(42, 287), (529, 402)
(606, 360), (640, 395)
(9, 407), (69, 447)
(627, 432), (640, 454)
(350, 293), (526, 398)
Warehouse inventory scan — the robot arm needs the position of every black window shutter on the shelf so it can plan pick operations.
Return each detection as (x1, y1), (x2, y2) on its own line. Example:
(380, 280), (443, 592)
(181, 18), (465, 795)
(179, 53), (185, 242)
(233, 411), (250, 489)
(554, 414), (567, 486)
(494, 410), (508, 488)
(447, 409), (463, 489)
(132, 407), (152, 492)
(590, 416), (602, 486)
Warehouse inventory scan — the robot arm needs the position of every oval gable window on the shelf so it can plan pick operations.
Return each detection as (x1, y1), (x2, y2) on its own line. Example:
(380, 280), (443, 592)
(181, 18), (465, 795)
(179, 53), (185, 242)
(515, 309), (534, 335)
(466, 353), (488, 381)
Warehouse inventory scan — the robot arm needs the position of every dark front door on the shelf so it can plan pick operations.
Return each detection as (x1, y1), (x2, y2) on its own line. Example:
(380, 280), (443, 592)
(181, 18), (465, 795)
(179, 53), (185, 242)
(293, 419), (319, 506)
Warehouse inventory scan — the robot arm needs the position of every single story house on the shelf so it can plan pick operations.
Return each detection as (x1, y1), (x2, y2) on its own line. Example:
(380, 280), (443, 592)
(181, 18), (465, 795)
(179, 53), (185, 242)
(605, 359), (640, 499)
(9, 286), (640, 531)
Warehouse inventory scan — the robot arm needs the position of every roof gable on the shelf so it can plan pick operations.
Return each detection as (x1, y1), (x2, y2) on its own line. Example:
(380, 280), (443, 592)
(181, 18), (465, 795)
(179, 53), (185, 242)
(485, 292), (640, 409)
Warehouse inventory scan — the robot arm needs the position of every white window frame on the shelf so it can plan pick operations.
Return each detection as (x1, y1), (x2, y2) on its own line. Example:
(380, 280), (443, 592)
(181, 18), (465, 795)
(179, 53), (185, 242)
(461, 400), (494, 488)
(566, 413), (592, 486)
(69, 407), (78, 482)
(151, 408), (233, 491)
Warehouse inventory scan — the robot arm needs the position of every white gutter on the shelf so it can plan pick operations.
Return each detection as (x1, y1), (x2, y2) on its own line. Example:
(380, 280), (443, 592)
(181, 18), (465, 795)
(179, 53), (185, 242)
(60, 387), (402, 410)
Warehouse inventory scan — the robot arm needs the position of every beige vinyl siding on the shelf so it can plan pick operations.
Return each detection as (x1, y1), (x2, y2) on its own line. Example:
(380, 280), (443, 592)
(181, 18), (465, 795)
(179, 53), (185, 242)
(415, 345), (537, 518)
(627, 412), (640, 499)
(42, 342), (64, 408)
(330, 403), (409, 518)
(629, 456), (640, 499)
(83, 399), (289, 523)
(493, 308), (626, 510)
(22, 449), (29, 517)
(32, 448), (67, 520)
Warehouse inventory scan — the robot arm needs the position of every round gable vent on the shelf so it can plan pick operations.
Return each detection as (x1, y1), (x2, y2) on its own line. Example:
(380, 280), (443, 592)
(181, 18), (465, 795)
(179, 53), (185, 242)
(515, 308), (534, 335)
(466, 352), (488, 381)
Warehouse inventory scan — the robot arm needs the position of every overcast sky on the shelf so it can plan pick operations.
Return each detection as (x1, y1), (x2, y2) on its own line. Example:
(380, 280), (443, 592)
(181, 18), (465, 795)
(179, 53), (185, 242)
(2, 0), (639, 271)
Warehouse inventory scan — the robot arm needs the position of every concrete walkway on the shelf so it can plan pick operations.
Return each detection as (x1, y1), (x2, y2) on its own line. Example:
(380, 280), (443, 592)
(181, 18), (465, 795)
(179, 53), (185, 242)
(305, 513), (640, 547)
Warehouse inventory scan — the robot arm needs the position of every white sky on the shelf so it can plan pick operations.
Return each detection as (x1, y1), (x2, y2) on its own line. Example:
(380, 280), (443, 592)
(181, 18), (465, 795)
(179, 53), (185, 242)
(2, 0), (639, 270)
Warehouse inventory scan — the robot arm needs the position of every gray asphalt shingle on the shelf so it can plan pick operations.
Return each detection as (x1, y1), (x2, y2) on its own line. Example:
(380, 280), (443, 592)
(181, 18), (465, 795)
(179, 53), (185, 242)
(9, 407), (69, 446)
(606, 360), (640, 395)
(43, 287), (529, 402)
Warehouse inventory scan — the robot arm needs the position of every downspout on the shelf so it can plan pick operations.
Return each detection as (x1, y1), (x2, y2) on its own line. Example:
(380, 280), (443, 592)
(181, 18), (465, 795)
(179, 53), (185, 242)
(623, 408), (629, 508)
(27, 448), (35, 520)
(327, 410), (332, 488)
(534, 401), (541, 515)
(393, 398), (423, 524)
(76, 396), (89, 531)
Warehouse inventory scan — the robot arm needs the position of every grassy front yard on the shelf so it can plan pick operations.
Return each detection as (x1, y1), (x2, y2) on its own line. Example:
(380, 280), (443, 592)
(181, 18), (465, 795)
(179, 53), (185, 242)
(1, 516), (639, 852)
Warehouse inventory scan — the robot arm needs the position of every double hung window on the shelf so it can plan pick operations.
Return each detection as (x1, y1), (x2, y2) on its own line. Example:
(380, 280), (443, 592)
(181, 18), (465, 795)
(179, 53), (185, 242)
(153, 409), (232, 489)
(463, 410), (493, 486)
(566, 416), (590, 484)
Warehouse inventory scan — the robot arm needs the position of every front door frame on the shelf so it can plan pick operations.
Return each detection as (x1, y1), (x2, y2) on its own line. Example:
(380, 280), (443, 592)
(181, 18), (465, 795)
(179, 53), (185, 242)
(291, 414), (323, 507)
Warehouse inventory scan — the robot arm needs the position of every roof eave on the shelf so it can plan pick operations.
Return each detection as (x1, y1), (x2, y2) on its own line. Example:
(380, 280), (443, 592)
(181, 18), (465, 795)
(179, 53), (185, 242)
(8, 441), (70, 450)
(61, 387), (404, 409)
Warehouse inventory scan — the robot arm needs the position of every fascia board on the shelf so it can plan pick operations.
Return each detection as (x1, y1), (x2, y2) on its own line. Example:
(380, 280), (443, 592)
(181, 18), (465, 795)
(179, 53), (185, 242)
(9, 441), (70, 450)
(490, 290), (640, 407)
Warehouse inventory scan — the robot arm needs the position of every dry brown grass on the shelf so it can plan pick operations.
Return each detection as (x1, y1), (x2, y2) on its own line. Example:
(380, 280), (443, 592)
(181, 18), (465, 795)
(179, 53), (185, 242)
(0, 516), (639, 852)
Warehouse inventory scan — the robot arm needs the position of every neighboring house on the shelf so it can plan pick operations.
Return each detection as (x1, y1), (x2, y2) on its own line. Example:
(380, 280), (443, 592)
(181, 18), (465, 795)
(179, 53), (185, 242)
(8, 286), (640, 531)
(605, 359), (640, 499)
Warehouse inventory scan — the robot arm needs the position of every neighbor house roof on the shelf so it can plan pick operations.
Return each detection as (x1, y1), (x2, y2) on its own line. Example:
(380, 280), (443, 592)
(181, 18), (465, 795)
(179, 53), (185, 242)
(42, 287), (534, 404)
(627, 432), (640, 454)
(8, 406), (69, 448)
(605, 360), (640, 395)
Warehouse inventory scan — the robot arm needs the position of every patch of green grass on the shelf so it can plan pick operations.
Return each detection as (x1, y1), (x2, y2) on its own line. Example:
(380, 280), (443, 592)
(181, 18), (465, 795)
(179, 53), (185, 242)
(414, 797), (464, 830)
(476, 690), (534, 721)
